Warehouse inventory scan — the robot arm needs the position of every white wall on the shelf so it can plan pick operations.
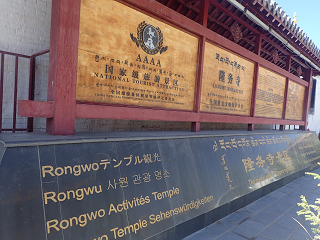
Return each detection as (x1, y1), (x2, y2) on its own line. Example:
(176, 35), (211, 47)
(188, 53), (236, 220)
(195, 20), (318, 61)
(308, 76), (320, 136)
(0, 0), (51, 132)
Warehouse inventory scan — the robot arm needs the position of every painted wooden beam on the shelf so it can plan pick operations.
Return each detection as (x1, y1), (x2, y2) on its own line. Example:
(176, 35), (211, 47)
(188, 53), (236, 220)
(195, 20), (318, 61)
(46, 0), (81, 135)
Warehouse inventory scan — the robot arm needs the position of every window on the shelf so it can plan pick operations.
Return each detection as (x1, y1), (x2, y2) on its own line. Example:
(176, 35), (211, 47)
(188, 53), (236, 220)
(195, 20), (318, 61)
(309, 78), (317, 114)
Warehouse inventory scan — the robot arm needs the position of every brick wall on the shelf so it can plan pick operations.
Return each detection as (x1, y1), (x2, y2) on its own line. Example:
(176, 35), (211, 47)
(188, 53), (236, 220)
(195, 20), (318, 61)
(0, 0), (51, 132)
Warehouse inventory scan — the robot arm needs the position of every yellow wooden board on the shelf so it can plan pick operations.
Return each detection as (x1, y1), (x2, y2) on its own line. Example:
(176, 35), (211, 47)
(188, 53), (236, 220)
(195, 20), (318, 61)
(255, 67), (286, 119)
(76, 0), (198, 111)
(200, 42), (255, 115)
(286, 80), (305, 120)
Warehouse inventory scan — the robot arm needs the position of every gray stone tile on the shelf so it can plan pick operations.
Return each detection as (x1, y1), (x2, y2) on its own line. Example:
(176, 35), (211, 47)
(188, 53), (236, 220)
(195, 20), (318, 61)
(288, 237), (305, 240)
(255, 235), (273, 240)
(183, 168), (320, 240)
(291, 227), (314, 240)
(216, 231), (247, 240)
(276, 212), (302, 229)
(268, 190), (286, 199)
(264, 201), (293, 215)
(301, 175), (314, 181)
(285, 182), (301, 189)
(205, 218), (236, 238)
(254, 195), (278, 207)
(295, 220), (317, 235)
(312, 168), (320, 175)
(261, 223), (295, 240)
(250, 211), (278, 226)
(301, 181), (319, 190)
(286, 191), (304, 200)
(278, 185), (295, 194)
(294, 186), (317, 196)
(312, 168), (320, 174)
(305, 192), (320, 202)
(224, 209), (251, 224)
(243, 201), (266, 214)
(183, 231), (215, 240)
(289, 205), (304, 214)
(279, 193), (304, 207)
(232, 220), (265, 238)
(311, 187), (320, 195)
(293, 178), (310, 185)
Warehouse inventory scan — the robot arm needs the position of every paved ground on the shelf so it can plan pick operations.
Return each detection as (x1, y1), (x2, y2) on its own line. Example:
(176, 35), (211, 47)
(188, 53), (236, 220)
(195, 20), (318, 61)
(184, 167), (320, 240)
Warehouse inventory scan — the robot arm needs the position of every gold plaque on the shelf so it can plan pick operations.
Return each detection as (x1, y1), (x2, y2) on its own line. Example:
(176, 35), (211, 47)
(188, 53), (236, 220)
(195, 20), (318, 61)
(76, 0), (198, 111)
(200, 42), (255, 115)
(286, 80), (305, 120)
(255, 67), (286, 119)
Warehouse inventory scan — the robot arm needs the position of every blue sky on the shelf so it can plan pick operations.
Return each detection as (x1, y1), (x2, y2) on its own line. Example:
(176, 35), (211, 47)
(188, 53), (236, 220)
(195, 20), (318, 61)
(273, 0), (320, 47)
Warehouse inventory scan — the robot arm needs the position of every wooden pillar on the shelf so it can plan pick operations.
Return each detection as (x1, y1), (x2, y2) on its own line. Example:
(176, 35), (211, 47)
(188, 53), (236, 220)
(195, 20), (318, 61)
(27, 56), (35, 132)
(254, 34), (262, 56)
(0, 53), (4, 132)
(300, 68), (313, 130)
(280, 55), (291, 131)
(285, 55), (291, 72)
(248, 34), (262, 131)
(46, 0), (81, 135)
(192, 36), (206, 132)
(192, 0), (208, 132)
(198, 0), (209, 27)
(280, 77), (289, 131)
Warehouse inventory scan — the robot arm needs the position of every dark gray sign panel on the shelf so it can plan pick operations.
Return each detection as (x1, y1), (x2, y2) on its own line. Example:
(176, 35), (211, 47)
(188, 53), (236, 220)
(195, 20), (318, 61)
(0, 132), (320, 240)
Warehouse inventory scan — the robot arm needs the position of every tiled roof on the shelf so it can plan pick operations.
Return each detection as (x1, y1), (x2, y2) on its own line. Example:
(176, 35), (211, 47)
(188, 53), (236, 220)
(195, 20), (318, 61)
(256, 0), (320, 58)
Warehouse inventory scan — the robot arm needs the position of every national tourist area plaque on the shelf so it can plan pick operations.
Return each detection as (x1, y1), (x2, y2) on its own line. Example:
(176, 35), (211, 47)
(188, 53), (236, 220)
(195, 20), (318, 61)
(76, 0), (198, 111)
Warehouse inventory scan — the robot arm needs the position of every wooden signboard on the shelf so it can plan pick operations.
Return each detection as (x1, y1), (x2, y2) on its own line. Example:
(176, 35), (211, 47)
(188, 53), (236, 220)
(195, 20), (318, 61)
(255, 67), (286, 119)
(286, 80), (305, 120)
(200, 42), (255, 115)
(76, 0), (198, 111)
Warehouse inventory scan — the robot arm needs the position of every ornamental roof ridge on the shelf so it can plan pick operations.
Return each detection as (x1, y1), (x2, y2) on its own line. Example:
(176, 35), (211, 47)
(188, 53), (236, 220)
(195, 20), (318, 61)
(256, 0), (320, 59)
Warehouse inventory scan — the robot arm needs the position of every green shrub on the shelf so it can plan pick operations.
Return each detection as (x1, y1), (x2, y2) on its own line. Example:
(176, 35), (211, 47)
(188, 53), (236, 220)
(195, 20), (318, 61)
(297, 172), (320, 240)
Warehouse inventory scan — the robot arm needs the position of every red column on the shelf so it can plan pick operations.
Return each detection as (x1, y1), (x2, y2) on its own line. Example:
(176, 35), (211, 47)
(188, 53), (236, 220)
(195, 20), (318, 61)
(198, 0), (209, 27)
(248, 34), (262, 131)
(192, 36), (206, 132)
(0, 53), (4, 132)
(280, 77), (289, 131)
(191, 0), (209, 132)
(13, 56), (19, 133)
(27, 56), (36, 132)
(46, 0), (81, 135)
(280, 55), (291, 131)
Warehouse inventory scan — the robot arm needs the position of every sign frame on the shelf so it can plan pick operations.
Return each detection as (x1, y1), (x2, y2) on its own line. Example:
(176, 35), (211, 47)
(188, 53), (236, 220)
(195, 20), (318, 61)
(17, 0), (312, 135)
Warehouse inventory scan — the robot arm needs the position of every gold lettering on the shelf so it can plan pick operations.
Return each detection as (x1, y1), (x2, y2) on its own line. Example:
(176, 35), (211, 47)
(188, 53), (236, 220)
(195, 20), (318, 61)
(69, 217), (78, 227)
(109, 204), (117, 215)
(76, 189), (84, 200)
(44, 192), (57, 204)
(110, 228), (118, 239)
(47, 219), (59, 234)
(57, 192), (66, 202)
(54, 167), (64, 176)
(42, 166), (54, 178)
(60, 220), (69, 230)
(79, 214), (87, 227)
